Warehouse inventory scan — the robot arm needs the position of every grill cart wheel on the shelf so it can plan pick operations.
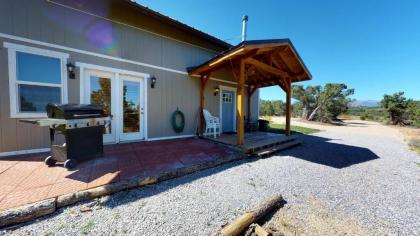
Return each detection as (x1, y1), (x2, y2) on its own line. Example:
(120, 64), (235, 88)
(64, 159), (76, 170)
(44, 156), (56, 167)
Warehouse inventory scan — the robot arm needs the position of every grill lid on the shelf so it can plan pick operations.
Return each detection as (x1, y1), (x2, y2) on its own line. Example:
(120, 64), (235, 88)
(46, 103), (109, 119)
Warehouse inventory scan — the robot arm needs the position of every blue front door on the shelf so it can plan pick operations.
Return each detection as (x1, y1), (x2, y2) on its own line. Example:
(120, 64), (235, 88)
(222, 90), (235, 132)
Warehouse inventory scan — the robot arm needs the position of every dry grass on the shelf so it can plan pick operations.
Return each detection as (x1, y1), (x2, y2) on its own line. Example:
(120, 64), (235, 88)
(338, 114), (360, 120)
(398, 127), (420, 154)
(266, 196), (391, 236)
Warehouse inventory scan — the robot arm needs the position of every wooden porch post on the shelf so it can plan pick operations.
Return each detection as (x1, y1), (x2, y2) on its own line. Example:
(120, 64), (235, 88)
(247, 86), (256, 130)
(285, 78), (292, 136)
(199, 74), (210, 136)
(237, 60), (245, 145)
(247, 87), (251, 125)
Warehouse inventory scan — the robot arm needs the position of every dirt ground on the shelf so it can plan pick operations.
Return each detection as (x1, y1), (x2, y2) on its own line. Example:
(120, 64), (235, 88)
(397, 127), (420, 153)
(271, 116), (406, 142)
(265, 196), (374, 236)
(263, 116), (417, 236)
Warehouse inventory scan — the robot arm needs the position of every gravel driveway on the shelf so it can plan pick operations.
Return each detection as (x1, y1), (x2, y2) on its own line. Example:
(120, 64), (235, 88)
(2, 121), (419, 235)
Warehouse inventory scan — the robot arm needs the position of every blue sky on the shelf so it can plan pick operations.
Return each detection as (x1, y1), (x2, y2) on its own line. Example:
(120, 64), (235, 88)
(138, 0), (420, 101)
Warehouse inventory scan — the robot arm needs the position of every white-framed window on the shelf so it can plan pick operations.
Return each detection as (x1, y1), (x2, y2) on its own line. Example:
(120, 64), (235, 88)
(4, 42), (69, 118)
(222, 92), (233, 103)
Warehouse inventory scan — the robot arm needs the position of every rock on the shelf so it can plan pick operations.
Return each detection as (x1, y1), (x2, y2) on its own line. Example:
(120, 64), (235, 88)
(80, 206), (92, 213)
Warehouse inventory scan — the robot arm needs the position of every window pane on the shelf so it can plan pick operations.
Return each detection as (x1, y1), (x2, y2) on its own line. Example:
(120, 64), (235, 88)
(19, 84), (61, 112)
(16, 52), (61, 84)
(90, 76), (112, 134)
(223, 92), (232, 103)
(90, 76), (111, 114)
(123, 81), (140, 133)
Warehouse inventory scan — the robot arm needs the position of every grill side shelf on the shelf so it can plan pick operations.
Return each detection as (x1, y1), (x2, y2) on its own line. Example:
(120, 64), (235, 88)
(19, 118), (67, 126)
(19, 117), (111, 128)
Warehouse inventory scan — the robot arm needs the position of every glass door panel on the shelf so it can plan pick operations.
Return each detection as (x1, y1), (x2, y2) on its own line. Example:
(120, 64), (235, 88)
(123, 81), (140, 133)
(90, 76), (112, 132)
(85, 70), (116, 143)
(119, 75), (144, 141)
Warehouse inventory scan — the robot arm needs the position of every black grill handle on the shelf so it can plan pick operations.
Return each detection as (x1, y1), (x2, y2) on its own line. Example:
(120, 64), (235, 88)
(72, 113), (101, 118)
(49, 128), (55, 144)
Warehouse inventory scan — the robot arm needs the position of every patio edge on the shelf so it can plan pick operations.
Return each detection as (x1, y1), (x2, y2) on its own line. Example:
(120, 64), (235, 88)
(0, 152), (245, 229)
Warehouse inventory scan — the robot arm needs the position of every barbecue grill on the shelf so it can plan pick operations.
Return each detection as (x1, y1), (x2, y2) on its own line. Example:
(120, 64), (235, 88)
(20, 103), (111, 169)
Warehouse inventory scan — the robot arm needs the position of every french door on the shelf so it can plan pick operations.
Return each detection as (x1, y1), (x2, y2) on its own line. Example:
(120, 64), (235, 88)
(83, 69), (145, 143)
(119, 75), (145, 142)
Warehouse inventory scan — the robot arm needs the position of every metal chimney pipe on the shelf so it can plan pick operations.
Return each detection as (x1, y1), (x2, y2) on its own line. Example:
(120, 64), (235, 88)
(241, 15), (248, 42)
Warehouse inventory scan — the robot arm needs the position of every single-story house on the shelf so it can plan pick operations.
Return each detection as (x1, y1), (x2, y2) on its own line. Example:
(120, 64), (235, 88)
(0, 0), (311, 156)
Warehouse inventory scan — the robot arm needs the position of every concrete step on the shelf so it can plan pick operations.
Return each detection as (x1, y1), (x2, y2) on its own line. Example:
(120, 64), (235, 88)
(254, 140), (302, 157)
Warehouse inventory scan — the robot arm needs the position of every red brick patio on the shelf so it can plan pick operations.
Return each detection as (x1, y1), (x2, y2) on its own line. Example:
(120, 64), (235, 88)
(0, 138), (238, 211)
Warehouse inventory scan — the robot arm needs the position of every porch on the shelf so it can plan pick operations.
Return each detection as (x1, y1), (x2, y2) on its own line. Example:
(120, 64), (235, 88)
(0, 138), (241, 211)
(205, 131), (301, 156)
(188, 39), (312, 146)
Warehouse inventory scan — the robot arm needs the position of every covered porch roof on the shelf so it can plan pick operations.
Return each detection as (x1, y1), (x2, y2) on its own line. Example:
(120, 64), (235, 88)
(188, 39), (312, 145)
(187, 39), (312, 90)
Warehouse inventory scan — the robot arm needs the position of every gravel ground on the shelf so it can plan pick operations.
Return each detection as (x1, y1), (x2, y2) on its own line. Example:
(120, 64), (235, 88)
(2, 121), (420, 235)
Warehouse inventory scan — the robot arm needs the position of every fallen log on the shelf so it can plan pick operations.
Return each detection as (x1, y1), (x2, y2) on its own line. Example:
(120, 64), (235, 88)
(219, 194), (283, 236)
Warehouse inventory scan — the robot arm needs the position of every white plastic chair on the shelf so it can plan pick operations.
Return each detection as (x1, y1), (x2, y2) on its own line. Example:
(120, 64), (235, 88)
(203, 109), (221, 138)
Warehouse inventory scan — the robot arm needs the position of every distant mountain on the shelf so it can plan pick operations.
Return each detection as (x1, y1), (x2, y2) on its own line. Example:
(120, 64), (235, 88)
(349, 100), (380, 107)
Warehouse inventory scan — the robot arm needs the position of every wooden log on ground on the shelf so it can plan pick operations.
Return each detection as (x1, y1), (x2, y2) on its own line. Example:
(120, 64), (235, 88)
(219, 194), (283, 236)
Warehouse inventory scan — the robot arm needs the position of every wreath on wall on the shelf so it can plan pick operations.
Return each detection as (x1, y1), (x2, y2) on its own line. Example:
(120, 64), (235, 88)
(171, 108), (185, 133)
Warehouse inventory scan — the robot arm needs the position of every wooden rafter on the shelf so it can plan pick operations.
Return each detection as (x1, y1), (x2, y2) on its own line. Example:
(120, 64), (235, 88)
(204, 49), (259, 76)
(248, 66), (286, 90)
(248, 80), (277, 88)
(244, 57), (290, 80)
(277, 46), (299, 74)
(271, 52), (293, 73)
(247, 65), (271, 85)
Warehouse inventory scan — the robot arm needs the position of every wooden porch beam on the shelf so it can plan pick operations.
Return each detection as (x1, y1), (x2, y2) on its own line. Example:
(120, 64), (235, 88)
(244, 57), (290, 79)
(247, 87), (251, 126)
(248, 81), (274, 88)
(199, 73), (211, 136)
(285, 77), (292, 136)
(248, 86), (257, 97)
(247, 86), (257, 125)
(278, 78), (289, 92)
(247, 75), (287, 91)
(237, 60), (245, 145)
(278, 83), (287, 93)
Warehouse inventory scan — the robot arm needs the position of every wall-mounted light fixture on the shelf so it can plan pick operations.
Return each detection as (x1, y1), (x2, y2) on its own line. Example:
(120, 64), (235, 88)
(214, 87), (220, 96)
(150, 76), (157, 88)
(66, 62), (76, 79)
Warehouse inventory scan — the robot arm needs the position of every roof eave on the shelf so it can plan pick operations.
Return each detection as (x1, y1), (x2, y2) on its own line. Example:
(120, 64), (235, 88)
(122, 0), (232, 50)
